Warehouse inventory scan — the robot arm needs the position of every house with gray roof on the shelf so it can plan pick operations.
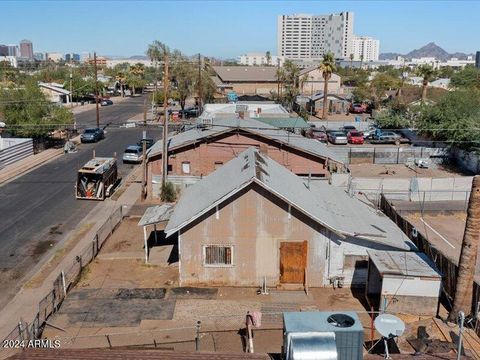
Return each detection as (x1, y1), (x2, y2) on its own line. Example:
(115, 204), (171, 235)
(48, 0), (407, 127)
(146, 117), (347, 198)
(164, 147), (415, 288)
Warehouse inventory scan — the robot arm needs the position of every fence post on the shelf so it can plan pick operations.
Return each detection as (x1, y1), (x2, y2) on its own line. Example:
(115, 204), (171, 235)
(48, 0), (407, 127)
(195, 320), (201, 351)
(373, 147), (376, 164)
(397, 147), (400, 164)
(18, 321), (24, 342)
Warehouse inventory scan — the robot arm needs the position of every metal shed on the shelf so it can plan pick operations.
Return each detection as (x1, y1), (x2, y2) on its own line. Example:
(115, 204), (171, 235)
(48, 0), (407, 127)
(366, 251), (442, 316)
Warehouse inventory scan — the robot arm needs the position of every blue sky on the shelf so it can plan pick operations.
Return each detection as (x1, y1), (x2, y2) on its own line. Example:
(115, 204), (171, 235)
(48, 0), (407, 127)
(1, 1), (478, 58)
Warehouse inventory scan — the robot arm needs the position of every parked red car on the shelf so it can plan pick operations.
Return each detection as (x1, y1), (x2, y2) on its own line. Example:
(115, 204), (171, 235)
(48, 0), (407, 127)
(349, 103), (367, 114)
(347, 130), (365, 144)
(303, 128), (328, 142)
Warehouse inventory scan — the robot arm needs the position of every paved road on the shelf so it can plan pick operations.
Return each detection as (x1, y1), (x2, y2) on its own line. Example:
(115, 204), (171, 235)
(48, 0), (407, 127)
(0, 95), (161, 308)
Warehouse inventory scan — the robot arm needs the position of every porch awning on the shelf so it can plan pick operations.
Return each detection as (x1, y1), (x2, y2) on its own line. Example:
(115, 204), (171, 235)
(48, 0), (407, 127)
(138, 204), (174, 227)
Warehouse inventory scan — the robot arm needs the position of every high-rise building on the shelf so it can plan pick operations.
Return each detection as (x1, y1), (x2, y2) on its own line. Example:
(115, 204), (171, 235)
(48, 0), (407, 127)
(65, 53), (80, 62)
(352, 36), (380, 62)
(277, 12), (354, 60)
(476, 51), (480, 69)
(46, 52), (63, 62)
(19, 39), (34, 58)
(34, 52), (45, 61)
(0, 44), (8, 56)
(7, 44), (18, 57)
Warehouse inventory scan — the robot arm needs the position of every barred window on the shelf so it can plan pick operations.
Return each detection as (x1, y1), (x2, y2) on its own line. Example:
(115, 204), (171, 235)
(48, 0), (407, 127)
(203, 245), (233, 266)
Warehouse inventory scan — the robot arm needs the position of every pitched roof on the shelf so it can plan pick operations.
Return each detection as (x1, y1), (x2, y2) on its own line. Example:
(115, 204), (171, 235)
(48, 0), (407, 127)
(212, 66), (278, 82)
(38, 82), (71, 95)
(147, 117), (343, 164)
(165, 147), (415, 251)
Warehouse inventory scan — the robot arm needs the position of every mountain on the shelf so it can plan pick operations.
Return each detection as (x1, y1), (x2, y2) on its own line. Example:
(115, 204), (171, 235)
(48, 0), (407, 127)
(380, 42), (473, 61)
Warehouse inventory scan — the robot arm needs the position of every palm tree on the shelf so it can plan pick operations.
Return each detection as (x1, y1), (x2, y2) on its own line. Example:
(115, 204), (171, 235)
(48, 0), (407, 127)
(416, 64), (437, 103)
(360, 54), (364, 69)
(349, 53), (354, 69)
(266, 51), (271, 66)
(319, 52), (337, 120)
(276, 67), (285, 101)
(115, 71), (126, 97)
(448, 175), (480, 322)
(299, 74), (308, 94)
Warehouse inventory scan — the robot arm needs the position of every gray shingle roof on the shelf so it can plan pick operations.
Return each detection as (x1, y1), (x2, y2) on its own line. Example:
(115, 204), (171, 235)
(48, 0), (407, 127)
(212, 66), (278, 82)
(147, 117), (344, 165)
(165, 147), (415, 251)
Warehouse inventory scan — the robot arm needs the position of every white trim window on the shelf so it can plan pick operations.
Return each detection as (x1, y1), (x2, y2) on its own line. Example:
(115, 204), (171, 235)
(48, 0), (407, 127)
(181, 161), (191, 174)
(203, 245), (234, 267)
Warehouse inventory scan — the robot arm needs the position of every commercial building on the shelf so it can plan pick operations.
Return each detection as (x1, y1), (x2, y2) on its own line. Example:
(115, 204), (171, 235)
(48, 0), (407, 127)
(46, 52), (63, 62)
(352, 35), (380, 61)
(33, 52), (45, 61)
(85, 56), (107, 66)
(476, 51), (480, 68)
(238, 53), (285, 67)
(277, 12), (354, 60)
(0, 45), (8, 56)
(65, 53), (80, 62)
(105, 58), (154, 68)
(0, 56), (17, 68)
(163, 147), (414, 288)
(19, 39), (34, 58)
(211, 65), (279, 95)
(7, 44), (18, 57)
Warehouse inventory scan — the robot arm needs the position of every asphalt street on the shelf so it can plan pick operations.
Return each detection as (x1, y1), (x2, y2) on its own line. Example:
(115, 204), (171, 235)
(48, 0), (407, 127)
(0, 95), (161, 308)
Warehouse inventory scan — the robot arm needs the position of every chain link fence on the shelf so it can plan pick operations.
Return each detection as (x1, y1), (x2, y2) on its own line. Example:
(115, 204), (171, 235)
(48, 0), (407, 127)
(1, 206), (125, 351)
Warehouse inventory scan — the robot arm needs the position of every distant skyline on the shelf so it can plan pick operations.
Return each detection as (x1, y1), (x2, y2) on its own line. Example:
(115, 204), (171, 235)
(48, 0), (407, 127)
(1, 0), (479, 58)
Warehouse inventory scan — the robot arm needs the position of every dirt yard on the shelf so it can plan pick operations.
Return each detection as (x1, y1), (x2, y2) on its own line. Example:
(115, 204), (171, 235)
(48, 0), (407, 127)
(348, 163), (470, 178)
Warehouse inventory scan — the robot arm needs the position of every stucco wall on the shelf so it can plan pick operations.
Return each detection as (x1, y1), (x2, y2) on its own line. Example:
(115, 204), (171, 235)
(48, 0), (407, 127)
(178, 183), (405, 288)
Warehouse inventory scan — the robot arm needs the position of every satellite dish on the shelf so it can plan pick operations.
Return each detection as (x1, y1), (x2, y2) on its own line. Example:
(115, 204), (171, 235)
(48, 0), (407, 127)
(374, 314), (405, 339)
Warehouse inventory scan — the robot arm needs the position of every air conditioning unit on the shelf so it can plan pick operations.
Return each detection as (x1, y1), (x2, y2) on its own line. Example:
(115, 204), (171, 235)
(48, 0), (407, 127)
(283, 311), (364, 360)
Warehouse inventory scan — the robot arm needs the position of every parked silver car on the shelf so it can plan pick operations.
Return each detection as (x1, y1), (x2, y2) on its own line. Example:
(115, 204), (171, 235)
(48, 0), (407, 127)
(327, 131), (348, 145)
(122, 145), (143, 163)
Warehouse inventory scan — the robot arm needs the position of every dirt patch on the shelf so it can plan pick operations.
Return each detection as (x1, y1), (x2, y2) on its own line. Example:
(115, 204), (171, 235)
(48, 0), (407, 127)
(116, 288), (166, 299)
(25, 223), (94, 288)
(168, 287), (218, 300)
(348, 163), (469, 178)
(32, 240), (56, 256)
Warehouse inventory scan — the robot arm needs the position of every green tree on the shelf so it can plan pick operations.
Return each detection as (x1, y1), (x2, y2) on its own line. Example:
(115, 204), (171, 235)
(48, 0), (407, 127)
(319, 52), (337, 119)
(450, 66), (480, 90)
(127, 63), (146, 95)
(417, 88), (480, 150)
(416, 64), (438, 102)
(280, 60), (300, 110)
(172, 59), (196, 110)
(0, 80), (73, 137)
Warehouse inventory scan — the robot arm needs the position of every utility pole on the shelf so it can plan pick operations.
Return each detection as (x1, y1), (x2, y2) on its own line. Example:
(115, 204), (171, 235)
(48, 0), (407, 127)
(198, 53), (203, 114)
(141, 130), (147, 200)
(161, 53), (169, 189)
(93, 52), (100, 128)
(69, 70), (73, 109)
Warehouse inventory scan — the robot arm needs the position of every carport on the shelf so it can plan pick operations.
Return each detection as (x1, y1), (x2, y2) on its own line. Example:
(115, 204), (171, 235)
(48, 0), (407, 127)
(138, 204), (174, 263)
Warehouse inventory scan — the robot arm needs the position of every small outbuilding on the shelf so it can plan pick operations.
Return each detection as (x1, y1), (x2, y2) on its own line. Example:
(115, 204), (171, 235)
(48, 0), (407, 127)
(366, 250), (442, 316)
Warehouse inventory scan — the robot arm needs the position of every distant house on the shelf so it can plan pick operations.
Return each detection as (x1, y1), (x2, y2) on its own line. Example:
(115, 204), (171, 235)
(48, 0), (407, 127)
(430, 78), (451, 90)
(38, 82), (71, 104)
(146, 117), (347, 197)
(211, 66), (279, 95)
(298, 66), (342, 95)
(164, 147), (415, 288)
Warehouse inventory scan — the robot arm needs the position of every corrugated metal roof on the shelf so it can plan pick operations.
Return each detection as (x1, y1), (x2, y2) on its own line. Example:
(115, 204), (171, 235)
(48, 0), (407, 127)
(212, 66), (278, 82)
(165, 147), (415, 250)
(6, 349), (270, 359)
(147, 117), (343, 165)
(367, 250), (441, 278)
(138, 204), (174, 227)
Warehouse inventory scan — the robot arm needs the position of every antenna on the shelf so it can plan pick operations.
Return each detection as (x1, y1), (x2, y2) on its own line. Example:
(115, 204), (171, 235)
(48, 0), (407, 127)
(374, 314), (405, 359)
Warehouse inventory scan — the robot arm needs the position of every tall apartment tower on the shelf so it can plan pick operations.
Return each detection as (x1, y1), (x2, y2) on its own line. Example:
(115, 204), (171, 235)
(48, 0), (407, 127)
(277, 12), (354, 60)
(352, 36), (380, 61)
(19, 39), (34, 58)
(7, 44), (18, 57)
(476, 51), (480, 69)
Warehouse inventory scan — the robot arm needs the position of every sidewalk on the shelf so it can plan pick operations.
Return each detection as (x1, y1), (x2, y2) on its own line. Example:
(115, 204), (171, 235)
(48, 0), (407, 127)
(0, 148), (63, 185)
(0, 167), (144, 357)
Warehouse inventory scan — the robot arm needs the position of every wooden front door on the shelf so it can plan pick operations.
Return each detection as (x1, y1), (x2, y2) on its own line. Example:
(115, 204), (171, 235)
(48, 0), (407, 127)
(280, 241), (308, 283)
